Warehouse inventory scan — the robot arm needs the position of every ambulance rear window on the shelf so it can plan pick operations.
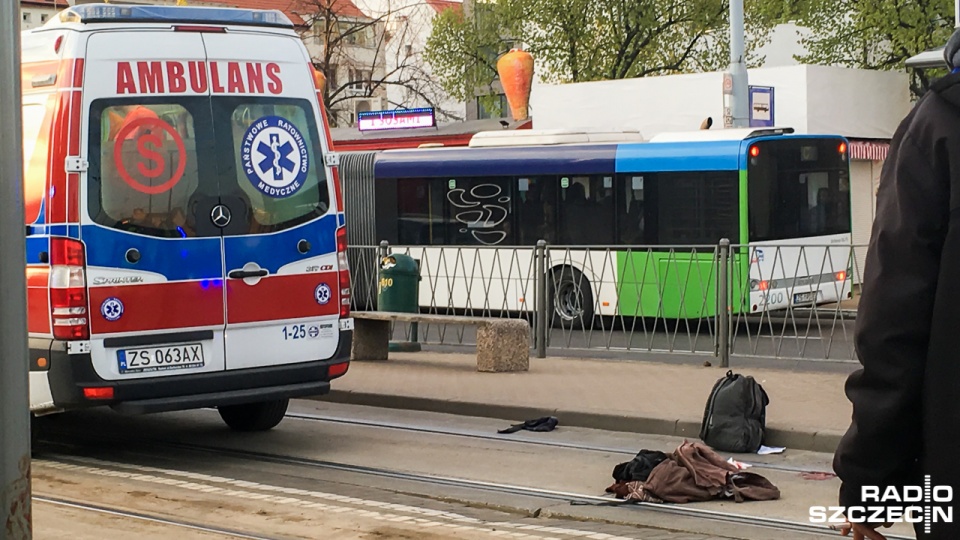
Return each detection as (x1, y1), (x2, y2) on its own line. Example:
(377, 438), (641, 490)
(87, 96), (331, 238)
(88, 99), (206, 238)
(213, 97), (330, 234)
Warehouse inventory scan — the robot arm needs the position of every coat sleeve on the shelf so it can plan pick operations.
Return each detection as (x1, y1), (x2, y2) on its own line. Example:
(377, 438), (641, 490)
(833, 129), (949, 509)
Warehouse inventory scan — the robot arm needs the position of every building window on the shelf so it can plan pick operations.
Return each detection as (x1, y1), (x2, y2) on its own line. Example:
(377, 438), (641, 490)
(338, 22), (373, 47)
(327, 64), (338, 87)
(349, 69), (371, 93)
(476, 94), (509, 119)
(22, 12), (31, 22)
(40, 14), (48, 22)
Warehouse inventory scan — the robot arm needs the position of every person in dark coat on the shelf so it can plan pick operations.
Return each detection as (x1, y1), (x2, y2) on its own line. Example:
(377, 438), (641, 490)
(832, 31), (960, 540)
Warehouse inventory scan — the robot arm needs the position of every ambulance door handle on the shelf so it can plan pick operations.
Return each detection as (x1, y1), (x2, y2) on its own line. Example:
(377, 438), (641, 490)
(229, 269), (269, 279)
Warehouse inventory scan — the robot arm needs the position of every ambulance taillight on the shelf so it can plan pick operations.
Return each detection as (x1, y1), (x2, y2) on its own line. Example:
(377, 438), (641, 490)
(336, 227), (350, 319)
(49, 238), (90, 340)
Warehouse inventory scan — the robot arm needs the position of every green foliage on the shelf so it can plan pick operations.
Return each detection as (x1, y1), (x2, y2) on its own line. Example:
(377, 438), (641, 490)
(424, 3), (516, 113)
(425, 0), (778, 106)
(789, 0), (954, 95)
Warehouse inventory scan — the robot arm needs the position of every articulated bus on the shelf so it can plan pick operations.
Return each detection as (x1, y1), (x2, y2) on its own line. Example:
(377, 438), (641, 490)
(339, 128), (853, 325)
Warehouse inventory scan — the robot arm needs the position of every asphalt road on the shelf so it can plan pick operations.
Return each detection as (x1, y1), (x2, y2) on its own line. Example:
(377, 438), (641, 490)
(31, 400), (907, 540)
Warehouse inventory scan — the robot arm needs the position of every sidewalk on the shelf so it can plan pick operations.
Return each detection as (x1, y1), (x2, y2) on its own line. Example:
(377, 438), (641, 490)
(318, 351), (857, 454)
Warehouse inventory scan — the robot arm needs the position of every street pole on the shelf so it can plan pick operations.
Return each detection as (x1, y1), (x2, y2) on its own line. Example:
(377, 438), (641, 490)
(726, 0), (749, 128)
(0, 0), (32, 537)
(955, 0), (959, 27)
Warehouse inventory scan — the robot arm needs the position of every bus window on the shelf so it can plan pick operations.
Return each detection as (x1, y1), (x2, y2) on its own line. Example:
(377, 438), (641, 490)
(617, 175), (648, 245)
(446, 177), (514, 246)
(397, 178), (447, 245)
(748, 138), (851, 242)
(558, 175), (614, 245)
(517, 176), (557, 245)
(657, 171), (739, 245)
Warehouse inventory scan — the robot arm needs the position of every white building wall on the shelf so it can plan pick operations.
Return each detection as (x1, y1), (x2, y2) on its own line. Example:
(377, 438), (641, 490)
(530, 65), (907, 139)
(20, 5), (58, 30)
(754, 23), (811, 68)
(804, 65), (910, 139)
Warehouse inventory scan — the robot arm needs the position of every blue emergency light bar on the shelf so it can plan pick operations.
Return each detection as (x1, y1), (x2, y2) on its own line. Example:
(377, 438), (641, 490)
(56, 4), (294, 29)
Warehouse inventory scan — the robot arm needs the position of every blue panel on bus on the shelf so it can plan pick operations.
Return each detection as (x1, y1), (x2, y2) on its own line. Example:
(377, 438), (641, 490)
(374, 144), (619, 178)
(615, 141), (742, 173)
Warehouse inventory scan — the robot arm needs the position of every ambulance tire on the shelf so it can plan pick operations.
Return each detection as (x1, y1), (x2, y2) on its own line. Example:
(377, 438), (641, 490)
(218, 399), (290, 432)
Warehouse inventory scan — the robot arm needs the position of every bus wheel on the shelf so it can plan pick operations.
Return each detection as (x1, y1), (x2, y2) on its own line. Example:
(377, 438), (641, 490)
(550, 267), (594, 329)
(218, 399), (289, 432)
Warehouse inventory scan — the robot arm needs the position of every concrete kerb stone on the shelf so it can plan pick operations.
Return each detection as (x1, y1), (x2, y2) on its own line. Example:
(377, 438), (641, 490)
(314, 390), (842, 454)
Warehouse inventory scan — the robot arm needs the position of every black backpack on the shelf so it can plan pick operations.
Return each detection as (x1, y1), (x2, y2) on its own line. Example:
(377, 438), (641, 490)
(699, 370), (770, 453)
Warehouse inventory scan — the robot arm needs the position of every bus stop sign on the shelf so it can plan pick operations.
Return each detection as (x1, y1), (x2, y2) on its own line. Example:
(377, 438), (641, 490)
(749, 86), (774, 127)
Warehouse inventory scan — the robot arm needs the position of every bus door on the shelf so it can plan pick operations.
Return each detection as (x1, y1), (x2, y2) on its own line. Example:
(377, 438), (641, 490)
(203, 33), (342, 370)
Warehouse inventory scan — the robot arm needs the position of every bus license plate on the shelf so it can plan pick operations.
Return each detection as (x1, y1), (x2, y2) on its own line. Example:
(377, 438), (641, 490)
(117, 343), (204, 374)
(793, 291), (819, 305)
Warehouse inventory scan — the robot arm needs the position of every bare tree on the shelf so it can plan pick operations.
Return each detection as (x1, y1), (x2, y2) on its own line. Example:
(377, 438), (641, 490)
(292, 0), (461, 126)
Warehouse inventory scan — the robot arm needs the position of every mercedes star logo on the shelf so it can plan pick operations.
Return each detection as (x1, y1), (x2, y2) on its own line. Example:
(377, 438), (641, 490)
(210, 204), (232, 228)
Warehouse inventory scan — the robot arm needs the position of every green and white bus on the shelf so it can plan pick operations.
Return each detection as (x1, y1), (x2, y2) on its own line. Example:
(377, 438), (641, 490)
(339, 127), (853, 324)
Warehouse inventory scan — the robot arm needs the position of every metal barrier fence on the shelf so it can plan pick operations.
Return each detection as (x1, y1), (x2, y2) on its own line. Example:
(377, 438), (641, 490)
(346, 240), (870, 364)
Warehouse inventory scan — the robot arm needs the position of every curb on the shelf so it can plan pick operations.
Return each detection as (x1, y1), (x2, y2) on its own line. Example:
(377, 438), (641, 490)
(313, 390), (843, 454)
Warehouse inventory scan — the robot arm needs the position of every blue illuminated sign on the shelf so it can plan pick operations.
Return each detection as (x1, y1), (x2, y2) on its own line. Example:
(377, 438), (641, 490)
(56, 4), (292, 28)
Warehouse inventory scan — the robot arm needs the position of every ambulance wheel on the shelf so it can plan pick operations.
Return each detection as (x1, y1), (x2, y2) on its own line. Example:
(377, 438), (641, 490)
(218, 399), (289, 432)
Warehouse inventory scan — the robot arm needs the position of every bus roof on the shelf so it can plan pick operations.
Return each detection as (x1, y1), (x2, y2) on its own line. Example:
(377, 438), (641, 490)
(374, 139), (749, 178)
(468, 128), (645, 147)
(648, 127), (796, 143)
(375, 143), (621, 178)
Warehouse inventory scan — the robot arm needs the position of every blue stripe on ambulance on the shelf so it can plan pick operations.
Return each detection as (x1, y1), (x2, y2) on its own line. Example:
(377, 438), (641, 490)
(25, 236), (49, 265)
(80, 224), (224, 281)
(223, 213), (338, 275)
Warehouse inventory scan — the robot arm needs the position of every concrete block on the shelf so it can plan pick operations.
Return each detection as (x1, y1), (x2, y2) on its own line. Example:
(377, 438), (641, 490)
(351, 318), (391, 361)
(476, 320), (530, 372)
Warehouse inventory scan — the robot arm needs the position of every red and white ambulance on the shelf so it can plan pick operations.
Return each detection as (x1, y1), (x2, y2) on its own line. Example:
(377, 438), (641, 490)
(21, 3), (353, 431)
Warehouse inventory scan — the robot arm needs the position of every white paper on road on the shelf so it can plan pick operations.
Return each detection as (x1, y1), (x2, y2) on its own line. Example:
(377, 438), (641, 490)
(758, 445), (786, 455)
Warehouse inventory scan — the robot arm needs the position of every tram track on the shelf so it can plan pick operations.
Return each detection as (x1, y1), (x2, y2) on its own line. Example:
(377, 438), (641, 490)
(283, 410), (836, 476)
(34, 494), (284, 540)
(36, 432), (914, 540)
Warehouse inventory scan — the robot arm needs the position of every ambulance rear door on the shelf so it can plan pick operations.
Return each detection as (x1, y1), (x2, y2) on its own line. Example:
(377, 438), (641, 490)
(201, 31), (343, 370)
(81, 30), (228, 381)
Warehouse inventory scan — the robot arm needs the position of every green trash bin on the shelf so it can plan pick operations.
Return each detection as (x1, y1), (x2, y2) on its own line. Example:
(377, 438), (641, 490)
(378, 254), (422, 352)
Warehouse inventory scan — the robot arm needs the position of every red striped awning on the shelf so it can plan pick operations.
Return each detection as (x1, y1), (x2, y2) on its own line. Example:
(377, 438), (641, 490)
(848, 140), (889, 161)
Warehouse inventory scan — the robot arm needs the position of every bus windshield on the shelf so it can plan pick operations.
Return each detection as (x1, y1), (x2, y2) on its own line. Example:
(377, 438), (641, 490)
(747, 138), (851, 242)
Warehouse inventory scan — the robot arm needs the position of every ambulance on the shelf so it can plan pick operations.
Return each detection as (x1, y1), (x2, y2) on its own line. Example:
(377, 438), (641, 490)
(21, 4), (353, 432)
